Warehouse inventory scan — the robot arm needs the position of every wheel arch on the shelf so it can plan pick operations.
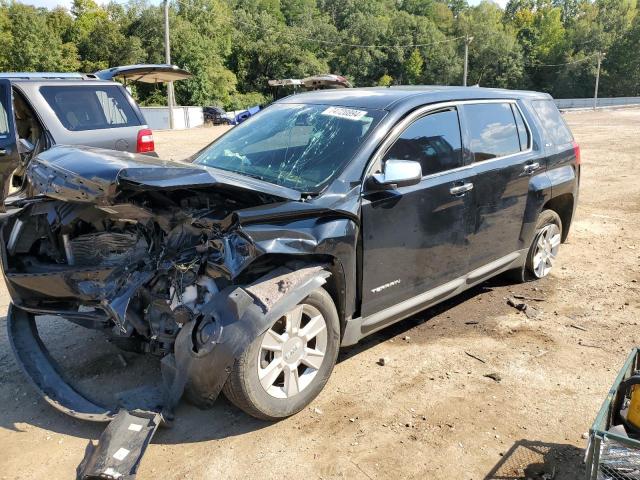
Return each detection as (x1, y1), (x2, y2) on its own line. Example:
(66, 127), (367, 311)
(236, 253), (348, 337)
(542, 193), (574, 242)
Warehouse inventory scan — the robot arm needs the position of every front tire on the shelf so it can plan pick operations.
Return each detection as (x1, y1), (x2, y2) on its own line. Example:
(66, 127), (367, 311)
(222, 288), (340, 421)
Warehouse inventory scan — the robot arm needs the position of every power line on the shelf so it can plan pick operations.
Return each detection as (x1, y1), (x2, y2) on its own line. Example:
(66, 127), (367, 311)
(527, 52), (600, 68)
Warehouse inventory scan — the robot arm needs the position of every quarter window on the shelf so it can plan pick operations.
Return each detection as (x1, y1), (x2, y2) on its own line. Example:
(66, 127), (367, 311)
(383, 108), (463, 176)
(465, 103), (522, 161)
(531, 99), (573, 145)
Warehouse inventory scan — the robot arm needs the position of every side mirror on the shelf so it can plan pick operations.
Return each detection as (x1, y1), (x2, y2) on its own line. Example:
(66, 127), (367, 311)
(371, 159), (422, 188)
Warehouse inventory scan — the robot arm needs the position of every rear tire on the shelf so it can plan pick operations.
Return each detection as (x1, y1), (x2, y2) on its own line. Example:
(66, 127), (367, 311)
(526, 209), (563, 279)
(222, 288), (340, 421)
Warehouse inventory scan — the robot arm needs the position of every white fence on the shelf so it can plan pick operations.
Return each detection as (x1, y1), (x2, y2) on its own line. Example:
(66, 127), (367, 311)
(555, 96), (640, 109)
(140, 106), (204, 130)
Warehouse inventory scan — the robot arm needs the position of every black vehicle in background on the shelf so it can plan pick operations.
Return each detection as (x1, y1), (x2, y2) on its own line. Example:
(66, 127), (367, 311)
(203, 105), (230, 125)
(0, 86), (580, 424)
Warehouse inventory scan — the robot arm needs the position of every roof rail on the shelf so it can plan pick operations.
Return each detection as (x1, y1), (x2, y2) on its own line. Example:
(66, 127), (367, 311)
(0, 72), (99, 80)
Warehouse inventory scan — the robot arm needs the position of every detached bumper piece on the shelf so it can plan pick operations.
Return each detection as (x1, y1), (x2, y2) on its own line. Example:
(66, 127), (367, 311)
(7, 304), (114, 422)
(77, 410), (161, 480)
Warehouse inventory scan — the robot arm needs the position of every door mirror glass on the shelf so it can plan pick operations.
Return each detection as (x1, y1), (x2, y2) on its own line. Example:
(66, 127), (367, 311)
(372, 159), (422, 188)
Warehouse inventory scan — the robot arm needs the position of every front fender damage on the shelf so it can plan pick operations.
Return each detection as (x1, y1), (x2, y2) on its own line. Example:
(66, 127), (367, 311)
(165, 265), (330, 409)
(9, 266), (330, 479)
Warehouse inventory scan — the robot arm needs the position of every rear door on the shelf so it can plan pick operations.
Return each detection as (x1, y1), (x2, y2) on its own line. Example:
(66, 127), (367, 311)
(460, 101), (541, 270)
(0, 80), (20, 208)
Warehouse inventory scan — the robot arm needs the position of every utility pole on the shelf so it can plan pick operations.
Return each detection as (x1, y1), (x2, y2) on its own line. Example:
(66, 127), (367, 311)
(593, 52), (604, 110)
(164, 0), (175, 129)
(463, 35), (474, 87)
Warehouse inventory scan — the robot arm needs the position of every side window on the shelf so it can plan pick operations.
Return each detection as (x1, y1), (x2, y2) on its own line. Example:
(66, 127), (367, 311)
(464, 103), (521, 161)
(531, 99), (573, 146)
(512, 104), (530, 151)
(383, 108), (463, 177)
(0, 86), (9, 138)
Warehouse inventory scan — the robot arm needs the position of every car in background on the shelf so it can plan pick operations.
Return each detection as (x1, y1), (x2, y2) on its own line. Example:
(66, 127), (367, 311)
(203, 106), (230, 125)
(0, 72), (155, 200)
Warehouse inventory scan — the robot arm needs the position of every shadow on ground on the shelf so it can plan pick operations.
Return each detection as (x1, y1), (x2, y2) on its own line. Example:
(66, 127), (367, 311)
(0, 273), (544, 447)
(484, 439), (585, 480)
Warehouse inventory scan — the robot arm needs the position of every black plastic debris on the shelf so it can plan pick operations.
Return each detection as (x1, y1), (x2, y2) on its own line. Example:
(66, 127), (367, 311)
(77, 410), (161, 480)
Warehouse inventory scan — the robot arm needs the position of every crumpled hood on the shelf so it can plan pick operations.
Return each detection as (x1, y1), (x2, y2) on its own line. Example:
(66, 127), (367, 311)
(26, 145), (301, 204)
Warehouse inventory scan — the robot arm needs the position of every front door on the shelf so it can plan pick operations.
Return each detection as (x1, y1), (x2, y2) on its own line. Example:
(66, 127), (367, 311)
(360, 107), (474, 317)
(459, 101), (541, 270)
(0, 80), (20, 209)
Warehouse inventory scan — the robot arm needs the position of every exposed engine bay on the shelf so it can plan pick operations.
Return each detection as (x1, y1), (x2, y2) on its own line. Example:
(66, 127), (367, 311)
(6, 187), (269, 356)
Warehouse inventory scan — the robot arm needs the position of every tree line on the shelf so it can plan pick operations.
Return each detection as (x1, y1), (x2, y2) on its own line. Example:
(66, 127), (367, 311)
(1, 0), (638, 109)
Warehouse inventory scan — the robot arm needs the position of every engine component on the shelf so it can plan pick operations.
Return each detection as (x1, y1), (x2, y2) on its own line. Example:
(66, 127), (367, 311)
(68, 232), (148, 266)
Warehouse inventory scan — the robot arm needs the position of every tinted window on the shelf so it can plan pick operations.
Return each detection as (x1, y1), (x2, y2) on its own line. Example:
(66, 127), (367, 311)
(531, 99), (573, 145)
(512, 104), (530, 150)
(0, 86), (8, 138)
(195, 104), (385, 193)
(40, 86), (141, 131)
(383, 108), (463, 176)
(465, 103), (521, 161)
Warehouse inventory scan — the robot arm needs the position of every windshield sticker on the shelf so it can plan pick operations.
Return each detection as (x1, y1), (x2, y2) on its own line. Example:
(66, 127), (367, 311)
(321, 107), (368, 121)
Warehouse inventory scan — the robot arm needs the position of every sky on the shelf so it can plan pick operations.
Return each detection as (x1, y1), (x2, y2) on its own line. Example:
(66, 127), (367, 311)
(21, 0), (507, 10)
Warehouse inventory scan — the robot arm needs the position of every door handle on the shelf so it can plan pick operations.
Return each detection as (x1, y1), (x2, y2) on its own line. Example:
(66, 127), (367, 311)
(449, 182), (474, 196)
(523, 162), (540, 174)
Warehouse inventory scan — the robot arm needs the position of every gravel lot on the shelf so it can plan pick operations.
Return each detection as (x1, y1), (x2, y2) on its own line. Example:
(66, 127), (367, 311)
(0, 109), (639, 479)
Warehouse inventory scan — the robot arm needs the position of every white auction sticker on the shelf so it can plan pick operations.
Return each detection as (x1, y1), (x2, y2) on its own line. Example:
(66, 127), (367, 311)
(113, 448), (130, 461)
(128, 423), (143, 432)
(321, 107), (367, 121)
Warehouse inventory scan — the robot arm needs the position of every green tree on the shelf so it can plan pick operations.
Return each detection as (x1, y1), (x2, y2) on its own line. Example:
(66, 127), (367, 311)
(405, 48), (424, 83)
(377, 73), (394, 86)
(1, 2), (77, 71)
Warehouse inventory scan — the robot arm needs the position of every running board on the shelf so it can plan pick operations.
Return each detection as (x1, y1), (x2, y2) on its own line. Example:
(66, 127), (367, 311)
(77, 410), (161, 480)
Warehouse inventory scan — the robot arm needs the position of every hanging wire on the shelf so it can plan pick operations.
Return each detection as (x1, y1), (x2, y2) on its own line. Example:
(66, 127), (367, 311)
(527, 52), (600, 68)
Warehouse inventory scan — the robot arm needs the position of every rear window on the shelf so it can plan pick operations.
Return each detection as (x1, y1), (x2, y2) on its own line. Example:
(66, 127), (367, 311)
(531, 99), (573, 145)
(40, 85), (141, 131)
(464, 103), (523, 161)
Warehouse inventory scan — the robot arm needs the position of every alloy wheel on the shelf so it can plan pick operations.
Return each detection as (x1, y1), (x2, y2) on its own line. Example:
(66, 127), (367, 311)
(532, 223), (561, 278)
(257, 304), (328, 399)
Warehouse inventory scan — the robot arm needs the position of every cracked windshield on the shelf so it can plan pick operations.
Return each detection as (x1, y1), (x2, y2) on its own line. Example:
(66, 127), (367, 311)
(194, 103), (385, 193)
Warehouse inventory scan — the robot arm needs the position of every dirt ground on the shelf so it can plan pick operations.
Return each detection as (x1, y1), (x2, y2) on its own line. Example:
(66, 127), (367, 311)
(1, 109), (639, 479)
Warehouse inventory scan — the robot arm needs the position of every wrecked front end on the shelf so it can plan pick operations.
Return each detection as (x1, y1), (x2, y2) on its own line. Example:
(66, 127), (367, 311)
(2, 146), (355, 427)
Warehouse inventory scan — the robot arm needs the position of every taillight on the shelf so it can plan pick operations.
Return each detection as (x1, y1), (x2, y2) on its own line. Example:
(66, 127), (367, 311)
(137, 129), (155, 153)
(573, 141), (581, 165)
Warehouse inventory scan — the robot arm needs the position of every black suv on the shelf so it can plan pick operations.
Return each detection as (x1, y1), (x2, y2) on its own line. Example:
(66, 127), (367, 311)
(0, 87), (579, 423)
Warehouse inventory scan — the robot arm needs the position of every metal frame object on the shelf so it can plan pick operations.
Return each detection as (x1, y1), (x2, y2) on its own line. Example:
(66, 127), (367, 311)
(585, 347), (640, 480)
